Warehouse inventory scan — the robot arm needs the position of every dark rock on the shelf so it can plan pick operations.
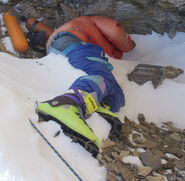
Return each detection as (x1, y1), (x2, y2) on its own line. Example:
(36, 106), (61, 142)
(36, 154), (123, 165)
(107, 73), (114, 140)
(170, 133), (182, 143)
(138, 114), (145, 123)
(139, 149), (162, 170)
(97, 114), (185, 180)
(179, 4), (185, 16)
(174, 160), (185, 171)
(167, 174), (177, 181)
(107, 161), (136, 181)
(3, 0), (185, 39)
(146, 175), (165, 181)
(127, 64), (183, 89)
(137, 166), (153, 176)
(165, 145), (185, 158)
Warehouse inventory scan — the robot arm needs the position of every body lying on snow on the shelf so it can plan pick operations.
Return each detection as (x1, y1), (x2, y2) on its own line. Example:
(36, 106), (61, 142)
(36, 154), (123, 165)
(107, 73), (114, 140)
(37, 16), (135, 157)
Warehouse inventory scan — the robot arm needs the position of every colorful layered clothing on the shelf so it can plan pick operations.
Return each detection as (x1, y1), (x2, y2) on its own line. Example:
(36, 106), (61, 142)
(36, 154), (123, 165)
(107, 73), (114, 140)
(48, 32), (124, 112)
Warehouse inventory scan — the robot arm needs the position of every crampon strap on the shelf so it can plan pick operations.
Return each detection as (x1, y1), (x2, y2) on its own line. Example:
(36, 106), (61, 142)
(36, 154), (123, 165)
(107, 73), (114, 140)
(45, 87), (98, 118)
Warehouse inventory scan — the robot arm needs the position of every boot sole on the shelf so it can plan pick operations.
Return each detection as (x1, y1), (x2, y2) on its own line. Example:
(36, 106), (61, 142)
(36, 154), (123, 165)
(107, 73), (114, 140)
(38, 110), (99, 157)
(96, 111), (122, 136)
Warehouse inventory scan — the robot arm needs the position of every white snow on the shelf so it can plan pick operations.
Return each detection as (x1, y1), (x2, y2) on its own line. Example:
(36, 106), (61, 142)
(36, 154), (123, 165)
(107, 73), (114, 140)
(122, 156), (143, 166)
(136, 148), (146, 153)
(1, 37), (18, 55)
(115, 32), (185, 128)
(161, 159), (167, 164)
(0, 52), (108, 181)
(0, 0), (8, 3)
(0, 27), (185, 180)
(166, 153), (179, 159)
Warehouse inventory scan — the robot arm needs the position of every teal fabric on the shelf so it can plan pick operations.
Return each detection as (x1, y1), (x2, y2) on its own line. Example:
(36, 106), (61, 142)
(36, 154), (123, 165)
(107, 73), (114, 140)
(63, 42), (83, 56)
(86, 56), (113, 71)
(80, 75), (101, 85)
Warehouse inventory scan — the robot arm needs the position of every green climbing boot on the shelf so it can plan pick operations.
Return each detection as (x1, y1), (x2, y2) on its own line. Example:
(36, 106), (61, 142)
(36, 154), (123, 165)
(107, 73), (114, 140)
(37, 88), (100, 157)
(96, 105), (123, 136)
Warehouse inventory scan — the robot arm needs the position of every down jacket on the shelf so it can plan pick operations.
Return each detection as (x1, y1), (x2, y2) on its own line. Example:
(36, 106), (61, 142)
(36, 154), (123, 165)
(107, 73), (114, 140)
(47, 16), (134, 59)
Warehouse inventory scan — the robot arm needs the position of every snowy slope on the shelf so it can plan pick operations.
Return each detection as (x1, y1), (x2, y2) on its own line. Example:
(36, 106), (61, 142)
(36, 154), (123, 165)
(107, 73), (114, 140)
(114, 32), (185, 128)
(0, 32), (185, 180)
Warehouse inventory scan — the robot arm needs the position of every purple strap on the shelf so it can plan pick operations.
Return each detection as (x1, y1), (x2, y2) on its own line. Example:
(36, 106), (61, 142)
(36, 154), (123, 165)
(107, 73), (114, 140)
(72, 87), (85, 105)
(62, 94), (81, 105)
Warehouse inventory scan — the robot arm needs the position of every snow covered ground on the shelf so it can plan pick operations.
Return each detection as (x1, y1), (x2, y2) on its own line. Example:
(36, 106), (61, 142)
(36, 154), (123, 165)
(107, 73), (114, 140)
(0, 0), (8, 3)
(0, 11), (185, 180)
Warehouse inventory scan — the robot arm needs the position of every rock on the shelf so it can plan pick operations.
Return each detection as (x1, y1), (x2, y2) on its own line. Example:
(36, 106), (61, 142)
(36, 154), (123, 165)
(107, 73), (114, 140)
(111, 151), (120, 160)
(104, 154), (113, 162)
(179, 4), (185, 16)
(107, 161), (136, 181)
(97, 112), (185, 180)
(174, 160), (185, 171)
(167, 174), (177, 181)
(151, 148), (166, 159)
(1, 0), (185, 44)
(137, 166), (153, 176)
(132, 150), (140, 157)
(168, 24), (177, 39)
(146, 175), (165, 181)
(59, 3), (80, 19)
(138, 113), (145, 123)
(165, 145), (184, 158)
(144, 140), (160, 149)
(139, 150), (162, 170)
(101, 139), (115, 151)
(170, 133), (182, 143)
(132, 133), (146, 144)
(165, 66), (184, 79)
(119, 151), (130, 159)
(107, 172), (119, 181)
(127, 64), (183, 89)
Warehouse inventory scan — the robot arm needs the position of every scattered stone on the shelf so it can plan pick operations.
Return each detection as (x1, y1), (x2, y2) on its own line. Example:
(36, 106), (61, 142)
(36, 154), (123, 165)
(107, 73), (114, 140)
(151, 148), (166, 159)
(127, 64), (183, 89)
(138, 113), (145, 123)
(119, 151), (130, 159)
(97, 114), (185, 180)
(132, 132), (146, 144)
(170, 133), (182, 143)
(106, 161), (136, 181)
(137, 166), (153, 176)
(146, 175), (165, 181)
(165, 66), (184, 79)
(107, 172), (118, 181)
(101, 139), (115, 151)
(132, 149), (140, 157)
(144, 140), (160, 149)
(139, 149), (162, 170)
(59, 3), (80, 19)
(174, 160), (185, 171)
(167, 174), (177, 181)
(165, 145), (184, 158)
(104, 154), (113, 162)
